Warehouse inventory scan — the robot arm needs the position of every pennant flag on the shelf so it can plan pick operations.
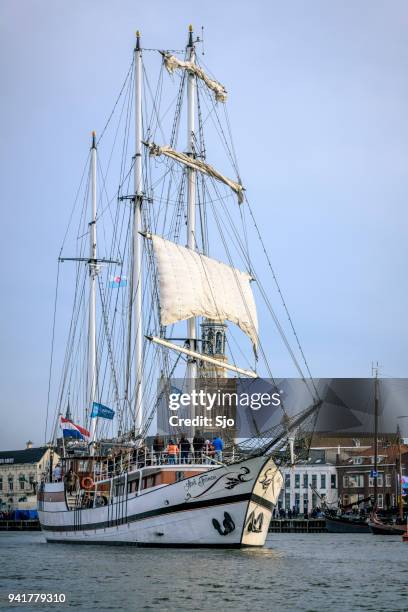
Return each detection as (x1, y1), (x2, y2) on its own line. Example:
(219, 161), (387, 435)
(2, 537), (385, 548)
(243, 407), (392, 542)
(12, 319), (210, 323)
(60, 416), (90, 440)
(91, 402), (115, 420)
(109, 275), (127, 288)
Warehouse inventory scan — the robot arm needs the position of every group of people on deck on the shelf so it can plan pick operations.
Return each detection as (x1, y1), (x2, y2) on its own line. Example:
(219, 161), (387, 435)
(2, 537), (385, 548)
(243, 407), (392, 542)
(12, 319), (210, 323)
(153, 431), (224, 464)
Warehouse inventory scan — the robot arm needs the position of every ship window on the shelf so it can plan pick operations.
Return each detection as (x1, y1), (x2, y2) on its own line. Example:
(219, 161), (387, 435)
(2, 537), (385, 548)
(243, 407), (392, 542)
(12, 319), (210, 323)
(78, 460), (89, 472)
(143, 476), (156, 489)
(175, 471), (184, 482)
(127, 479), (139, 493)
(115, 483), (124, 497)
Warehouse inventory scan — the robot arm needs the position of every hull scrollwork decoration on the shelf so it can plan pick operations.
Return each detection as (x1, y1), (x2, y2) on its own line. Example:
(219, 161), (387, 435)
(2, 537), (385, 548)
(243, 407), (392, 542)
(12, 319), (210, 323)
(246, 510), (264, 533)
(259, 468), (274, 491)
(184, 466), (252, 501)
(224, 466), (251, 490)
(212, 511), (236, 536)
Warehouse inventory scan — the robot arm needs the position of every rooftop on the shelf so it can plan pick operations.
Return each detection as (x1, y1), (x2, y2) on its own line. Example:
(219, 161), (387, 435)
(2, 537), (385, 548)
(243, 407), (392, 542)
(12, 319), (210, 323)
(0, 447), (48, 465)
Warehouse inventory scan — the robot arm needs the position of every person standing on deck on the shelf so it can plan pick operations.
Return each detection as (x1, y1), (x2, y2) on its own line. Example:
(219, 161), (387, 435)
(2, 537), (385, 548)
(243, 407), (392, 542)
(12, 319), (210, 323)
(166, 440), (179, 464)
(153, 435), (165, 464)
(193, 430), (205, 463)
(213, 436), (224, 462)
(179, 435), (191, 464)
(53, 463), (62, 482)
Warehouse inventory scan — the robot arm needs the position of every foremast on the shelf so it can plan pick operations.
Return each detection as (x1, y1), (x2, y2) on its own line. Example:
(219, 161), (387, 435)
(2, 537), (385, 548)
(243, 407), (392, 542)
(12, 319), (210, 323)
(89, 132), (98, 452)
(133, 31), (143, 437)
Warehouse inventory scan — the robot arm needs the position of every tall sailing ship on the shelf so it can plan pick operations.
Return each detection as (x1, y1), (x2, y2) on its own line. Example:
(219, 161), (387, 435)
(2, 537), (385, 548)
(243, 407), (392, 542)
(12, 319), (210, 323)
(38, 27), (319, 547)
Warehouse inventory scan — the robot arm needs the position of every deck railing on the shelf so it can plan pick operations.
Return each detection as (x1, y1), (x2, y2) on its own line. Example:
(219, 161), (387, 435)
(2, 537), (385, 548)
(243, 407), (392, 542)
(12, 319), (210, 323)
(49, 448), (240, 485)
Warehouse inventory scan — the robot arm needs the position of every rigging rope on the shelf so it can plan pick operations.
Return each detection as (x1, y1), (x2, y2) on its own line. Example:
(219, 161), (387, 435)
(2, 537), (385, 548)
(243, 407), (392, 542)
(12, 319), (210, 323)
(245, 196), (320, 401)
(44, 259), (61, 443)
(96, 58), (134, 146)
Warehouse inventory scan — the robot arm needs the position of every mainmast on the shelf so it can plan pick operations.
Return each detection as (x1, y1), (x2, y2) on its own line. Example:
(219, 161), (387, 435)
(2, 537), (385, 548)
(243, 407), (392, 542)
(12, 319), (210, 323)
(186, 24), (197, 381)
(89, 131), (98, 452)
(133, 31), (143, 436)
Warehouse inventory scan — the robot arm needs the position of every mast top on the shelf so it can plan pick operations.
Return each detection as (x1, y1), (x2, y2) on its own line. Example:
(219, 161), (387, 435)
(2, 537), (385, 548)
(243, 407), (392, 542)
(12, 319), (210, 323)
(91, 131), (96, 149)
(188, 24), (194, 48)
(136, 30), (141, 51)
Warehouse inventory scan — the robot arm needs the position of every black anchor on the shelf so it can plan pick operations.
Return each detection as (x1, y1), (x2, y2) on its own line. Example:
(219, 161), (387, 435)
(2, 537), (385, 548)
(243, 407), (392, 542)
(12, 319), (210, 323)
(212, 511), (236, 536)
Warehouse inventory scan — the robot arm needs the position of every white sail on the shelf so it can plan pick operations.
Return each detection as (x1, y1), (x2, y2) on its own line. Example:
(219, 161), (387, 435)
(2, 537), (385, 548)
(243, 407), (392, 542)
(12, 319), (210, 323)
(149, 234), (258, 351)
(162, 52), (228, 103)
(145, 142), (244, 204)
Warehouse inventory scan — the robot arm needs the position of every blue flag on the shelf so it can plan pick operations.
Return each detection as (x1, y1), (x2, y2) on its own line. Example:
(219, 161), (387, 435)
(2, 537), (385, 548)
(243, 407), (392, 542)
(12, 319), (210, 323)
(91, 402), (115, 420)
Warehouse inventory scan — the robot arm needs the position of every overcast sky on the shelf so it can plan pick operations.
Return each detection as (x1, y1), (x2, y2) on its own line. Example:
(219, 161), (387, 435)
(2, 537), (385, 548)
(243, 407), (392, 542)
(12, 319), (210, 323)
(1, 1), (407, 449)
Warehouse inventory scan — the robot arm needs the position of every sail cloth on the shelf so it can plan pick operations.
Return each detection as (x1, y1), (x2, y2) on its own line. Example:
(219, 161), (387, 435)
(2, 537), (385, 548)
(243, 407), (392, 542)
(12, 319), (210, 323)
(150, 234), (259, 352)
(162, 52), (228, 103)
(145, 142), (244, 204)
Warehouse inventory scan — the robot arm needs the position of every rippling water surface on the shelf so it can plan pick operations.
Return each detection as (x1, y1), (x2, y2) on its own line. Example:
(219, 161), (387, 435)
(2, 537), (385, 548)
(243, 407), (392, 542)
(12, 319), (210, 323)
(1, 532), (407, 611)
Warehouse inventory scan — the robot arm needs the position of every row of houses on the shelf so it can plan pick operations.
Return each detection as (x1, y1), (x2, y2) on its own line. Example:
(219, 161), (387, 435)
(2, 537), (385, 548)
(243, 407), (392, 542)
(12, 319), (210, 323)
(278, 435), (408, 514)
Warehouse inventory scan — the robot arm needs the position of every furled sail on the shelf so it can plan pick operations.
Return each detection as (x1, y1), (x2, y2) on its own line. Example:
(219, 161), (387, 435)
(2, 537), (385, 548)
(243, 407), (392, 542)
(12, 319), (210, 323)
(145, 142), (244, 204)
(162, 52), (228, 103)
(149, 234), (258, 351)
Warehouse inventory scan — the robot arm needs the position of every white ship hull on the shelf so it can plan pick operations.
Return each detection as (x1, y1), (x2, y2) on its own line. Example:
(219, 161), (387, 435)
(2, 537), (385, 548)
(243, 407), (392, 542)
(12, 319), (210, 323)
(38, 456), (282, 547)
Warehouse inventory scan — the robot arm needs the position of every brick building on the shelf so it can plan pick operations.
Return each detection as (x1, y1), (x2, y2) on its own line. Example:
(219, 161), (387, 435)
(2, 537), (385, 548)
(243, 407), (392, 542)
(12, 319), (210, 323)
(337, 441), (408, 511)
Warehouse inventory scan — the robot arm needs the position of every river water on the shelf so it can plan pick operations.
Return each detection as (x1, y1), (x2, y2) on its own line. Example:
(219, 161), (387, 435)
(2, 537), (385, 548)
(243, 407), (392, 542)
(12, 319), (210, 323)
(0, 532), (406, 611)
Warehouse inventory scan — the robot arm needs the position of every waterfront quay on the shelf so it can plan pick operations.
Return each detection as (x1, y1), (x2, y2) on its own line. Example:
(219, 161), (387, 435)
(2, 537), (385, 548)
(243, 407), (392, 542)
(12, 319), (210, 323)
(0, 519), (40, 531)
(269, 518), (326, 533)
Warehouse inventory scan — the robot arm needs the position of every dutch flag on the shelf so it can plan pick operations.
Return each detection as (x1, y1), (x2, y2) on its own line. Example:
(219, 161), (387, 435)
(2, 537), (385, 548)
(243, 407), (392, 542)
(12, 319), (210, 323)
(60, 416), (90, 440)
